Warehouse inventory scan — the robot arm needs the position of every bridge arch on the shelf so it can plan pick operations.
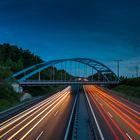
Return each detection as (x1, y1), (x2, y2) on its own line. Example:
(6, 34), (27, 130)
(11, 58), (118, 82)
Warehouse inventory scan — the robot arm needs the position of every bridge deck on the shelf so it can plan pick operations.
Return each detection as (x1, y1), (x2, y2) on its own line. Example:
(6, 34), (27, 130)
(17, 80), (119, 86)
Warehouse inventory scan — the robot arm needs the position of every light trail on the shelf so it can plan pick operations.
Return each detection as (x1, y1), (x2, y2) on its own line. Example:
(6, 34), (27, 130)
(0, 91), (60, 127)
(0, 91), (68, 139)
(92, 86), (140, 118)
(0, 86), (71, 139)
(84, 85), (140, 140)
(0, 88), (68, 132)
(16, 92), (69, 140)
(89, 86), (140, 132)
(0, 91), (62, 131)
(86, 87), (120, 140)
(0, 86), (71, 127)
(87, 88), (129, 140)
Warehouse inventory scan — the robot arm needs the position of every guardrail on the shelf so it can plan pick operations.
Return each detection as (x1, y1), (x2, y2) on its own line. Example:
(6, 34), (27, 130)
(64, 87), (79, 140)
(0, 87), (65, 122)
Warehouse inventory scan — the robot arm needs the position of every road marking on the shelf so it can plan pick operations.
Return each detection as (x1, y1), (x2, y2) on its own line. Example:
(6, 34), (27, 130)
(0, 93), (65, 139)
(95, 86), (140, 116)
(7, 92), (69, 140)
(99, 103), (103, 106)
(0, 86), (71, 128)
(0, 93), (66, 139)
(19, 93), (69, 140)
(54, 111), (59, 116)
(125, 106), (140, 115)
(0, 92), (61, 130)
(0, 91), (63, 130)
(108, 112), (112, 118)
(126, 133), (133, 140)
(62, 102), (64, 105)
(36, 131), (44, 140)
(84, 87), (105, 140)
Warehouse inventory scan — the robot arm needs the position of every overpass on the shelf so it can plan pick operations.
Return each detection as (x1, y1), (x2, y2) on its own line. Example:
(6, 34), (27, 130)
(18, 80), (119, 86)
(10, 58), (119, 86)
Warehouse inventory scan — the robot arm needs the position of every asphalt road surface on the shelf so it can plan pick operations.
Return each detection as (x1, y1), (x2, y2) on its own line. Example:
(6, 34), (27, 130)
(0, 86), (75, 140)
(84, 85), (140, 140)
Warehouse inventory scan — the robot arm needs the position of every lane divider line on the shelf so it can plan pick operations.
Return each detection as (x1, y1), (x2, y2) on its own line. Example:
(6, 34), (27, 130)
(6, 92), (69, 140)
(19, 92), (69, 140)
(0, 92), (66, 138)
(0, 91), (64, 132)
(95, 86), (140, 116)
(84, 86), (105, 140)
(54, 111), (59, 117)
(108, 112), (113, 118)
(0, 86), (71, 127)
(36, 131), (44, 140)
(91, 86), (140, 133)
(0, 91), (60, 127)
(126, 133), (133, 140)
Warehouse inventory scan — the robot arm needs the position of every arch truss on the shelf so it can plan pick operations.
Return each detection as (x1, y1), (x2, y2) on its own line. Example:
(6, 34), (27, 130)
(11, 58), (119, 85)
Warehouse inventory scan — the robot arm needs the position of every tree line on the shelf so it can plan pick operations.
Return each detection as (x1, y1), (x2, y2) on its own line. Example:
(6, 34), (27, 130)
(0, 43), (43, 80)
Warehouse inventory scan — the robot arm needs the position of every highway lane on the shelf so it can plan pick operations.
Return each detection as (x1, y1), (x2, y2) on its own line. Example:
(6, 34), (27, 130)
(99, 86), (140, 113)
(84, 85), (140, 140)
(0, 86), (75, 140)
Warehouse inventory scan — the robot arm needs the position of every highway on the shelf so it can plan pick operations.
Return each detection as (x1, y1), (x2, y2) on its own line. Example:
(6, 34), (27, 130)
(84, 85), (140, 140)
(0, 85), (139, 140)
(0, 86), (75, 140)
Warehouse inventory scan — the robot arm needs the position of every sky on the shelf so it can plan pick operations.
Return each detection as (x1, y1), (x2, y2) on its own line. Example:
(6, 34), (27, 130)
(0, 0), (140, 77)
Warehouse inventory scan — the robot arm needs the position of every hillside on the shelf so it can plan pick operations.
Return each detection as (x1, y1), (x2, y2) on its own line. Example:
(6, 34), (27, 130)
(0, 43), (71, 111)
(0, 43), (43, 80)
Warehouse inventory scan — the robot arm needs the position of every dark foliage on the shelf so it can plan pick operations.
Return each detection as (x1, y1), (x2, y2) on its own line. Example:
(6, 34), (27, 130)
(120, 77), (140, 87)
(0, 43), (43, 73)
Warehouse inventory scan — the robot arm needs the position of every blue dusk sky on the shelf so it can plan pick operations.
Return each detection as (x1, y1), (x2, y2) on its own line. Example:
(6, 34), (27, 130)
(0, 0), (140, 77)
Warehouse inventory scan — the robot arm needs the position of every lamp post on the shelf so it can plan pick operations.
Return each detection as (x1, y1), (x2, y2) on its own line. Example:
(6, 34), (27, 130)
(113, 60), (122, 78)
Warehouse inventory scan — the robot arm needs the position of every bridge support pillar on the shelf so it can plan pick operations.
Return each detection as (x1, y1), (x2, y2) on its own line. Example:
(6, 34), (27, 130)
(65, 62), (67, 81)
(92, 68), (94, 81)
(38, 71), (41, 80)
(98, 72), (100, 81)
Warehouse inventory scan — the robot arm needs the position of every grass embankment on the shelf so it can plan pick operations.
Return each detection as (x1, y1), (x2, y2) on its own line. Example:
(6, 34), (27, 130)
(0, 83), (65, 112)
(23, 86), (65, 96)
(111, 78), (140, 104)
(0, 43), (70, 111)
(0, 83), (22, 112)
(113, 85), (140, 98)
(112, 77), (140, 98)
(0, 99), (20, 112)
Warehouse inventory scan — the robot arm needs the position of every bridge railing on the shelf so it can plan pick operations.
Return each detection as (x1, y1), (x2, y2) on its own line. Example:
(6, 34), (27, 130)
(17, 80), (119, 86)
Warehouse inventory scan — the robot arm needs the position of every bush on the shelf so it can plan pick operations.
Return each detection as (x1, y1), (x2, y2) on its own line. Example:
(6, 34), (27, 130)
(120, 77), (140, 87)
(0, 82), (20, 100)
(0, 82), (21, 111)
(113, 85), (140, 98)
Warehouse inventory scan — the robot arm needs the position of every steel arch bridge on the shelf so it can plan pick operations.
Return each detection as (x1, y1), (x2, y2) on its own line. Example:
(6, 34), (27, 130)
(11, 58), (119, 86)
